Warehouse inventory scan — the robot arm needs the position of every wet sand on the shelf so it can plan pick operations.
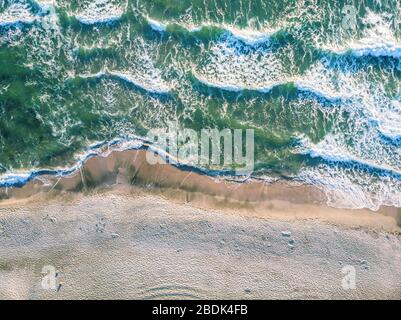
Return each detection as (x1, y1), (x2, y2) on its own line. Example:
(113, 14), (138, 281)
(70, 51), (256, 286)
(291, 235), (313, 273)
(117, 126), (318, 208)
(1, 150), (400, 233)
(0, 150), (400, 299)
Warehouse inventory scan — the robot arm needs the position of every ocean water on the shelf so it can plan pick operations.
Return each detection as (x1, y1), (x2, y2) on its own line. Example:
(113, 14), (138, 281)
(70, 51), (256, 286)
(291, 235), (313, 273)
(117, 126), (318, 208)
(0, 0), (401, 210)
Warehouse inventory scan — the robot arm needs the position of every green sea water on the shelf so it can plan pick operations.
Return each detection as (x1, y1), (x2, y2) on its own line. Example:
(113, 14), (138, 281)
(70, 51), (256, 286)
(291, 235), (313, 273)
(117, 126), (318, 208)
(1, 0), (401, 209)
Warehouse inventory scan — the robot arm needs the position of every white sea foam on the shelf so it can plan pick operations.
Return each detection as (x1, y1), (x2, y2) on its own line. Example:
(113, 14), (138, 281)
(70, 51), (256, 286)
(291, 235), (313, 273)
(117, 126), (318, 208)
(193, 70), (354, 102)
(223, 25), (275, 46)
(107, 70), (170, 94)
(145, 16), (277, 46)
(0, 172), (31, 187)
(35, 0), (56, 14)
(292, 68), (401, 210)
(77, 70), (107, 79)
(293, 81), (352, 102)
(296, 58), (401, 140)
(372, 100), (401, 139)
(294, 61), (357, 102)
(193, 36), (285, 94)
(0, 3), (36, 27)
(297, 164), (401, 210)
(1, 0), (67, 83)
(0, 0), (57, 28)
(147, 17), (166, 32)
(74, 0), (125, 25)
(297, 135), (401, 177)
(348, 41), (401, 59)
(295, 131), (401, 211)
(291, 84), (401, 210)
(193, 72), (280, 93)
(76, 14), (121, 25)
(78, 68), (171, 94)
(324, 11), (401, 59)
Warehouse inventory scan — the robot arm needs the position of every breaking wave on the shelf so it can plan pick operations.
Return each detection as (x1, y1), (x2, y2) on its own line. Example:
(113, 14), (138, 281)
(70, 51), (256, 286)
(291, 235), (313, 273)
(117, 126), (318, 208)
(77, 68), (171, 94)
(73, 0), (126, 25)
(146, 16), (277, 46)
(1, 0), (401, 211)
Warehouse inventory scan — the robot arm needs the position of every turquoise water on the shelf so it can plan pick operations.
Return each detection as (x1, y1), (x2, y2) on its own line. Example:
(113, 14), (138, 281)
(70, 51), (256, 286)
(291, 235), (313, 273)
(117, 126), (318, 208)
(1, 0), (401, 209)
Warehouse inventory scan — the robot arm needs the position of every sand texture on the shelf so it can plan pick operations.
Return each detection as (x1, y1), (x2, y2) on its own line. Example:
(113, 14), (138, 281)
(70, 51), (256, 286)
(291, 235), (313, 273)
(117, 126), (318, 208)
(0, 189), (400, 299)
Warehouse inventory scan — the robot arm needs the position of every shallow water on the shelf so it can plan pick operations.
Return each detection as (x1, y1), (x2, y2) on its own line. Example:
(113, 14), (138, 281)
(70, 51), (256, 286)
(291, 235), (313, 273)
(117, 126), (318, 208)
(1, 0), (401, 209)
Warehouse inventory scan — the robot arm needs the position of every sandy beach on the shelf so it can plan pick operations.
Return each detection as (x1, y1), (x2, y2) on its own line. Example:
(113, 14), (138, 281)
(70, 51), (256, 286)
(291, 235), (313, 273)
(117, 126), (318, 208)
(0, 150), (400, 299)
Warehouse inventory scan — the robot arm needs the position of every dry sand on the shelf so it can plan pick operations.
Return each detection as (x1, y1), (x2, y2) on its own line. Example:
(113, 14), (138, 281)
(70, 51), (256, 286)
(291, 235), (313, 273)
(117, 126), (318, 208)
(0, 150), (400, 299)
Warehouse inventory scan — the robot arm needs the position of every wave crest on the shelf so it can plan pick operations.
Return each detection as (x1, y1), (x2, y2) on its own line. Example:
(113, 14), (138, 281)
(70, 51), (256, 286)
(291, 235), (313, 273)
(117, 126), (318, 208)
(74, 0), (126, 25)
(146, 16), (277, 46)
(77, 68), (171, 94)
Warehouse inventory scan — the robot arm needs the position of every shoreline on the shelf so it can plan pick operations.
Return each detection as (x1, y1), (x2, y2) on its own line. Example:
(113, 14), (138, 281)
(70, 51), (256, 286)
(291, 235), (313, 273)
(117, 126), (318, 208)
(0, 149), (400, 299)
(0, 149), (400, 234)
